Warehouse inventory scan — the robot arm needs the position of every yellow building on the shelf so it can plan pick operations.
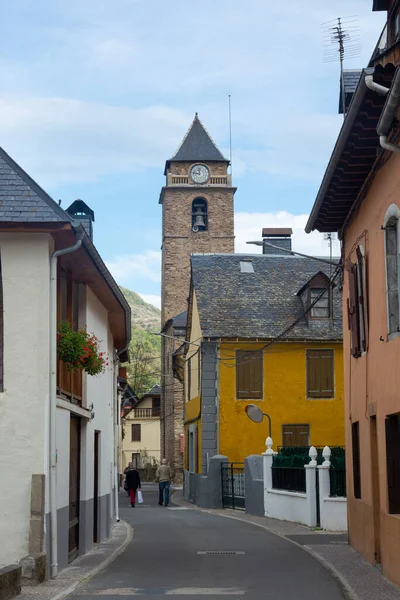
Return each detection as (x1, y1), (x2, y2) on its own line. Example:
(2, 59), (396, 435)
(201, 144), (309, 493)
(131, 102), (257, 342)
(121, 385), (161, 470)
(183, 229), (344, 476)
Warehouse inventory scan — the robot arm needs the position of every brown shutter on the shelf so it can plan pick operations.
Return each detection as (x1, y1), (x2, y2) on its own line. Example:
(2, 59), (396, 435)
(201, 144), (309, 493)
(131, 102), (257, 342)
(307, 350), (321, 398)
(131, 424), (141, 442)
(282, 424), (310, 447)
(356, 246), (367, 352)
(346, 261), (360, 357)
(236, 350), (263, 399)
(385, 416), (400, 514)
(320, 350), (334, 397)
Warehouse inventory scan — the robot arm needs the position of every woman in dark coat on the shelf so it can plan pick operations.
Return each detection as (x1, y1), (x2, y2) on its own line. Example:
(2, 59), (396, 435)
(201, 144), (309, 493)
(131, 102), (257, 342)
(125, 464), (141, 507)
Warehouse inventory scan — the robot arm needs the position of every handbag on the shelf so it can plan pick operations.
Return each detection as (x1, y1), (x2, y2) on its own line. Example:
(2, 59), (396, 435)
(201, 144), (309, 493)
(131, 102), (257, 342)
(137, 490), (144, 504)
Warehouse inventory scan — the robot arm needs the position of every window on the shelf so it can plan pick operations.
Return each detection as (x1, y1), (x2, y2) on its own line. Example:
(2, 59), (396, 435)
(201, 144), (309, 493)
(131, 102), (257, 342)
(236, 350), (263, 399)
(282, 424), (310, 447)
(394, 12), (400, 40)
(385, 414), (400, 514)
(385, 214), (400, 336)
(152, 397), (160, 416)
(310, 288), (329, 318)
(131, 452), (141, 468)
(346, 245), (368, 357)
(192, 198), (208, 232)
(131, 424), (141, 442)
(306, 349), (334, 398)
(352, 422), (361, 499)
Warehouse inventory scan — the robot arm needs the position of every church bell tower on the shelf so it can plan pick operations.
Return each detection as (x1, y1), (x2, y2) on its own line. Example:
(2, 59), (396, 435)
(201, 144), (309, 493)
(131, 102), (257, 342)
(160, 113), (236, 477)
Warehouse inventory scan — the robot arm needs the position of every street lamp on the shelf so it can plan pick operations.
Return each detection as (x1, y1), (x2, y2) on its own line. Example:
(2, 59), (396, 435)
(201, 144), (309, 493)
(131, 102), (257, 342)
(245, 404), (272, 438)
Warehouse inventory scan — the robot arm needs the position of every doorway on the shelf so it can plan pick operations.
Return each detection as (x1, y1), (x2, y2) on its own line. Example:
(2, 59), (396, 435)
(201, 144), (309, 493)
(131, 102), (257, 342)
(93, 431), (100, 543)
(69, 416), (81, 562)
(370, 416), (381, 564)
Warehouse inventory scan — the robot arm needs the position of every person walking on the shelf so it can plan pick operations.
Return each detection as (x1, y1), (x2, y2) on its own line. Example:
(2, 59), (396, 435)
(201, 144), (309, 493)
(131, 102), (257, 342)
(125, 463), (141, 507)
(156, 458), (172, 507)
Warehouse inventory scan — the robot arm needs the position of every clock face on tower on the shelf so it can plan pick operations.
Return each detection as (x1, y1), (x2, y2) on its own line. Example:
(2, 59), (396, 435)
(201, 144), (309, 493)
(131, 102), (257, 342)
(190, 164), (210, 184)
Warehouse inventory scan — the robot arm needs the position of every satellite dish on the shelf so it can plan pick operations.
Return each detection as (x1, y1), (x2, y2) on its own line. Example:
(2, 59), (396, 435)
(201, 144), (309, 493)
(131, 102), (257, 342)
(245, 404), (263, 423)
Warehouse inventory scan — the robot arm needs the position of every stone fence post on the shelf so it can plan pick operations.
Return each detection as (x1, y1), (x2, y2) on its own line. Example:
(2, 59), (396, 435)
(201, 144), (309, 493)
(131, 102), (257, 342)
(304, 446), (318, 528)
(317, 446), (332, 530)
(263, 437), (275, 515)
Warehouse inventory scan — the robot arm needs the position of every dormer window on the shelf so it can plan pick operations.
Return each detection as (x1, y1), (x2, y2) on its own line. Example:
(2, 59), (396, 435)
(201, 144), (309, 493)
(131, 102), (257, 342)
(192, 198), (208, 232)
(310, 288), (329, 318)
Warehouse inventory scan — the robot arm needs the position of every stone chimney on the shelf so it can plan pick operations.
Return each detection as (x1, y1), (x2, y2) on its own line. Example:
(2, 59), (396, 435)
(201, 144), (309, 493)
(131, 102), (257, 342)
(262, 228), (293, 255)
(66, 199), (95, 241)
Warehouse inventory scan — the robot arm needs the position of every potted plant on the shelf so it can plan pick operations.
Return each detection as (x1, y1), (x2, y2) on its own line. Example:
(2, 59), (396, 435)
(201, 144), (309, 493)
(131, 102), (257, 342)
(57, 321), (109, 376)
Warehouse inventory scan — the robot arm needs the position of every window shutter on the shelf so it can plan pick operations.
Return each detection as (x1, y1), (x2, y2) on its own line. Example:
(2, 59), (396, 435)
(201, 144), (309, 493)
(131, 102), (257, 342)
(385, 416), (400, 514)
(346, 261), (360, 357)
(307, 350), (321, 398)
(131, 424), (141, 442)
(320, 351), (334, 397)
(356, 246), (367, 352)
(236, 350), (263, 399)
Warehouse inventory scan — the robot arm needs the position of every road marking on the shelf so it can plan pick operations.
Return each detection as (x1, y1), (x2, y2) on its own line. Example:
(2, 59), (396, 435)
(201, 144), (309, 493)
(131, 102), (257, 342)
(91, 588), (246, 596)
(197, 550), (245, 555)
(166, 507), (189, 510)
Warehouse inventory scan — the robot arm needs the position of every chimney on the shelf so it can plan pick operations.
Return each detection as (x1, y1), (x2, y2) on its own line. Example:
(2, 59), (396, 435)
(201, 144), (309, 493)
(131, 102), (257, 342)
(262, 228), (292, 255)
(66, 199), (95, 241)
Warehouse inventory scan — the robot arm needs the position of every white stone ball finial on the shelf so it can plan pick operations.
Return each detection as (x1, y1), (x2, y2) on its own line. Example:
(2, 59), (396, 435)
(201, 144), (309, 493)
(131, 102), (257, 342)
(265, 437), (274, 455)
(309, 446), (318, 466)
(322, 445), (332, 467)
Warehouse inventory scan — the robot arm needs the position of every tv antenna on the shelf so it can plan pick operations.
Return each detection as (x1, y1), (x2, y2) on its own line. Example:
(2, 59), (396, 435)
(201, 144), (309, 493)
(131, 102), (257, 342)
(321, 16), (361, 118)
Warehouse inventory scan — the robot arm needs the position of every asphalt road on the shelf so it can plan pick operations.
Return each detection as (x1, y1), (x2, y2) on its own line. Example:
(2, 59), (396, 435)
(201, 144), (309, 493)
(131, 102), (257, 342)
(73, 485), (345, 599)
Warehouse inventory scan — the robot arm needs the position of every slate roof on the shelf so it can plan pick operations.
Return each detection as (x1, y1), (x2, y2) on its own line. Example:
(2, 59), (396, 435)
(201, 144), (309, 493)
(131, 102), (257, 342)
(191, 254), (342, 341)
(166, 114), (228, 170)
(0, 147), (71, 222)
(339, 70), (362, 114)
(172, 310), (187, 329)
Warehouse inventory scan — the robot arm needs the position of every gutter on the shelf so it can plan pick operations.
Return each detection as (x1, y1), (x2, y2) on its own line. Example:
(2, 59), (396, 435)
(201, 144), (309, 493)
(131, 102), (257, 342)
(377, 66), (400, 152)
(305, 68), (374, 233)
(49, 227), (84, 579)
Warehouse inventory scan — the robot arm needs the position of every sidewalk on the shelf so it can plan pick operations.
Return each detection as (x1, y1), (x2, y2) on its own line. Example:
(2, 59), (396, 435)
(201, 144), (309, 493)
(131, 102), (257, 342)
(172, 489), (400, 600)
(15, 520), (132, 600)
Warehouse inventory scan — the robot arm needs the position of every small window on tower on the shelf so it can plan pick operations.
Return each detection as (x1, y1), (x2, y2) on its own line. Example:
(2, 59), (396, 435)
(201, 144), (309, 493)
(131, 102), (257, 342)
(192, 198), (208, 232)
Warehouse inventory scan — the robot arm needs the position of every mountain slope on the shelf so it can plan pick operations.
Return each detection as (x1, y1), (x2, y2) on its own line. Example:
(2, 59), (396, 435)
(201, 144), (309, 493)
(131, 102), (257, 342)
(120, 286), (160, 332)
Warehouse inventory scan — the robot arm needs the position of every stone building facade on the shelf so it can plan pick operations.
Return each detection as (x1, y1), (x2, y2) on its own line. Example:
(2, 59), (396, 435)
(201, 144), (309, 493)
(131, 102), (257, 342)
(160, 114), (235, 478)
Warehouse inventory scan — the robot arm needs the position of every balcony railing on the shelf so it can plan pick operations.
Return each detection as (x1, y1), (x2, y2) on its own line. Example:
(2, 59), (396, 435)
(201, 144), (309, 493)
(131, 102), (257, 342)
(134, 407), (160, 419)
(167, 174), (231, 186)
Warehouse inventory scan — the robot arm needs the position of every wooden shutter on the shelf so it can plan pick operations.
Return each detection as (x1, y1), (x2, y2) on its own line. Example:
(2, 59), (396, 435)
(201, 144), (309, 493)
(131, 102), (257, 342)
(356, 246), (368, 352)
(282, 424), (310, 447)
(386, 415), (400, 514)
(307, 350), (334, 398)
(352, 422), (361, 499)
(236, 350), (263, 399)
(131, 424), (141, 442)
(346, 261), (360, 357)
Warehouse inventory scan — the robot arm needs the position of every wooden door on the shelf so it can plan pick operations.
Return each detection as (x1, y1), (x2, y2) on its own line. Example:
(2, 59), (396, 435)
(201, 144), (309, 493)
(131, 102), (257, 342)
(69, 416), (81, 562)
(93, 431), (100, 543)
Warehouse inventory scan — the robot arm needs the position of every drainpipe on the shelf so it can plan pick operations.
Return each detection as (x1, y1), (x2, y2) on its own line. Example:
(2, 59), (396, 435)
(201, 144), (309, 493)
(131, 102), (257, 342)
(49, 230), (84, 579)
(365, 75), (389, 96)
(377, 68), (400, 153)
(114, 350), (120, 523)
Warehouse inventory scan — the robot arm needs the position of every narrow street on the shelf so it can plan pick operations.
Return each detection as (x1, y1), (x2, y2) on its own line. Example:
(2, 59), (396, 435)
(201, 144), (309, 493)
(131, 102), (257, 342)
(73, 485), (345, 599)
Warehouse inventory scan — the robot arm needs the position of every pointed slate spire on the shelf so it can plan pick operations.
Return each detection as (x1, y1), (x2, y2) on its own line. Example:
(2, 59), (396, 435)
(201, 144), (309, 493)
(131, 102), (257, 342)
(165, 114), (229, 173)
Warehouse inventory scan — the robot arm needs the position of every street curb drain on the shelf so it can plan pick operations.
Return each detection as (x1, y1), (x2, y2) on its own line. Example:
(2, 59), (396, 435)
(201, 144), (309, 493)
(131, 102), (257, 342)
(197, 551), (245, 555)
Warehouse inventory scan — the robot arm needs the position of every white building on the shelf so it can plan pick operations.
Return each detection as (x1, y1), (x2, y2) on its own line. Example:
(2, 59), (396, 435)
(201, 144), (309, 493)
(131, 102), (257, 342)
(121, 385), (161, 471)
(0, 148), (131, 579)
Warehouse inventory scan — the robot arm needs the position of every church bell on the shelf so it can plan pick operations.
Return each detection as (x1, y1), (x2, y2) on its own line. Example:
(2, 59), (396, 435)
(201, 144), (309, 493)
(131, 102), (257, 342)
(192, 208), (206, 231)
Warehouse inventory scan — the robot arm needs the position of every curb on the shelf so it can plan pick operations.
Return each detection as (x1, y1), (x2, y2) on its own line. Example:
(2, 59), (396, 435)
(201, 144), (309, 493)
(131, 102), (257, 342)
(172, 492), (357, 600)
(38, 520), (133, 600)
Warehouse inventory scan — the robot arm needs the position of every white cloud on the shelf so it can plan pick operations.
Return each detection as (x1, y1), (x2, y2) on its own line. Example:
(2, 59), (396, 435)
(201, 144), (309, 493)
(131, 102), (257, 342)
(138, 294), (161, 310)
(106, 250), (161, 284)
(235, 211), (341, 257)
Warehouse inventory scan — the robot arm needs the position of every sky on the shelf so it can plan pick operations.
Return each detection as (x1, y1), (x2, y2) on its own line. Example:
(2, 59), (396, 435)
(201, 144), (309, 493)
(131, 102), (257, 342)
(0, 1), (385, 309)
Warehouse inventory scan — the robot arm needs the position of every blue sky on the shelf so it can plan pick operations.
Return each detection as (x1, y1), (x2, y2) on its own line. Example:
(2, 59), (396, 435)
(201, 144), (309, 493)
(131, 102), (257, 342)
(0, 1), (385, 308)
